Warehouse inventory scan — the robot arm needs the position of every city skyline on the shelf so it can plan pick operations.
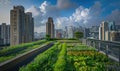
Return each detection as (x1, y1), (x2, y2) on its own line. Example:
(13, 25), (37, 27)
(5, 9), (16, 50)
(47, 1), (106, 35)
(0, 0), (120, 33)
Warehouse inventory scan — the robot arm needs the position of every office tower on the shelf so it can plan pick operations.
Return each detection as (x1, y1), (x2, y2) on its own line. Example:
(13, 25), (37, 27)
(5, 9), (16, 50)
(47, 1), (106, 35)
(84, 28), (90, 38)
(1, 23), (10, 45)
(104, 21), (116, 41)
(55, 29), (63, 38)
(99, 24), (102, 40)
(46, 17), (54, 38)
(64, 26), (68, 38)
(105, 31), (110, 41)
(115, 25), (120, 31)
(110, 31), (120, 41)
(89, 26), (99, 39)
(101, 21), (109, 40)
(10, 6), (34, 46)
(25, 12), (34, 42)
(68, 26), (74, 38)
(10, 6), (25, 45)
(108, 21), (116, 31)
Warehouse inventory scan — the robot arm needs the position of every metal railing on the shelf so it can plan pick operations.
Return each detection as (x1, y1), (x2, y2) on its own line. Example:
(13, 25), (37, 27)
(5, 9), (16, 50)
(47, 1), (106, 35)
(82, 38), (120, 64)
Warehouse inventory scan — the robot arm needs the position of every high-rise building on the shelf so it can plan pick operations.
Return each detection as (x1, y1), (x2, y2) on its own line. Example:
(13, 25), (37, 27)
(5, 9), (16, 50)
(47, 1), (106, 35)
(99, 24), (102, 40)
(99, 21), (118, 41)
(105, 31), (110, 41)
(25, 12), (34, 42)
(115, 25), (120, 31)
(101, 21), (109, 40)
(10, 6), (34, 46)
(84, 28), (90, 38)
(68, 26), (74, 38)
(110, 31), (120, 41)
(63, 26), (68, 38)
(104, 21), (116, 41)
(10, 6), (25, 45)
(0, 23), (10, 45)
(46, 17), (54, 38)
(55, 29), (63, 38)
(108, 21), (116, 31)
(99, 21), (109, 40)
(89, 26), (99, 39)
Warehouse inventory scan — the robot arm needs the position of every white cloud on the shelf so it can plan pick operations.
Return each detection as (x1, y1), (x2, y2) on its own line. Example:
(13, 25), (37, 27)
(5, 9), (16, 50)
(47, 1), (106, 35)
(72, 6), (90, 23)
(26, 1), (103, 33)
(26, 6), (41, 17)
(56, 6), (90, 29)
(39, 1), (48, 14)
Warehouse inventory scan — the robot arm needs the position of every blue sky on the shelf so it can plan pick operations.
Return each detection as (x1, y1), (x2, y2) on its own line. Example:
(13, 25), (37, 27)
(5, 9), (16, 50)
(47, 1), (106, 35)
(0, 0), (120, 33)
(11, 0), (120, 16)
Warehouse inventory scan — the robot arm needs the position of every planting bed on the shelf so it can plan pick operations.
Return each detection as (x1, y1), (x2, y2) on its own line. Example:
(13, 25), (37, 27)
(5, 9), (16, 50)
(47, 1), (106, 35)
(0, 40), (48, 63)
(13, 40), (119, 71)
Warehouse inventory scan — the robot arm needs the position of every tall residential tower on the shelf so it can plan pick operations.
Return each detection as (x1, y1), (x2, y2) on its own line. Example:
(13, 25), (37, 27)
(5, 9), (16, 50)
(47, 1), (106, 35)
(46, 17), (54, 38)
(10, 6), (34, 46)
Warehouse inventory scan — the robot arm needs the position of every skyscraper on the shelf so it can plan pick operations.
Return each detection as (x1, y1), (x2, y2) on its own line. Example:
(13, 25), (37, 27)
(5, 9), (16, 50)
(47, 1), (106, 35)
(110, 31), (120, 41)
(99, 21), (108, 40)
(84, 28), (90, 38)
(10, 6), (34, 46)
(1, 23), (10, 45)
(25, 12), (34, 42)
(68, 26), (74, 38)
(99, 24), (102, 40)
(108, 21), (116, 31)
(101, 21), (109, 40)
(46, 17), (54, 38)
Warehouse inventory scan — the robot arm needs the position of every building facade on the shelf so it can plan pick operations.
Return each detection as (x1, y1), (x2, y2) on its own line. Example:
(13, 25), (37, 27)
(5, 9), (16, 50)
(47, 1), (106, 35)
(10, 6), (34, 46)
(25, 12), (34, 42)
(46, 17), (54, 38)
(99, 21), (120, 41)
(0, 23), (10, 45)
(110, 31), (120, 41)
(101, 21), (109, 40)
(108, 21), (116, 31)
(55, 29), (63, 38)
(68, 26), (74, 38)
(99, 24), (102, 40)
(84, 28), (90, 38)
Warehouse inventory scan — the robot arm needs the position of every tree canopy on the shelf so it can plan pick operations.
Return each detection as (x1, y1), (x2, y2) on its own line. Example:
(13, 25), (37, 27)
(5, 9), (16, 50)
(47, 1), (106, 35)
(74, 32), (83, 39)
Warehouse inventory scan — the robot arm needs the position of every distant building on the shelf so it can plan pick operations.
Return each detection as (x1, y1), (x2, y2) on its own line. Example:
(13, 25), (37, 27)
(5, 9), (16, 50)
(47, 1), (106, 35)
(104, 21), (116, 41)
(105, 31), (111, 41)
(99, 25), (102, 40)
(108, 21), (116, 31)
(55, 29), (63, 38)
(25, 12), (34, 42)
(10, 6), (34, 46)
(90, 26), (99, 39)
(99, 21), (109, 40)
(116, 25), (120, 31)
(68, 26), (74, 38)
(99, 21), (120, 41)
(101, 22), (109, 40)
(110, 31), (120, 41)
(0, 23), (10, 45)
(46, 17), (54, 38)
(84, 28), (90, 38)
(63, 26), (68, 38)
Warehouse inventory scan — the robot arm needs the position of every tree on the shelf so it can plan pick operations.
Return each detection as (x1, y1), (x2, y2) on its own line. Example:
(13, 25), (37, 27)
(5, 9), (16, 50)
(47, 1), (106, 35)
(46, 34), (50, 40)
(74, 32), (83, 39)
